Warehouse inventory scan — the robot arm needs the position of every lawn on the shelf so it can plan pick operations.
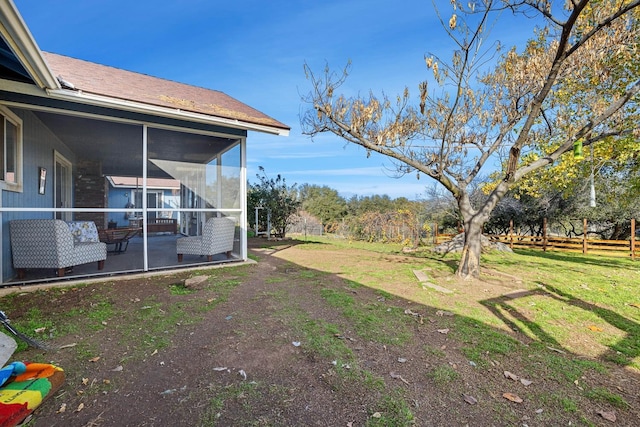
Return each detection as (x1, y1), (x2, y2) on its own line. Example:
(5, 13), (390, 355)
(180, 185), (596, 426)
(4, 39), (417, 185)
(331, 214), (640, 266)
(0, 236), (638, 426)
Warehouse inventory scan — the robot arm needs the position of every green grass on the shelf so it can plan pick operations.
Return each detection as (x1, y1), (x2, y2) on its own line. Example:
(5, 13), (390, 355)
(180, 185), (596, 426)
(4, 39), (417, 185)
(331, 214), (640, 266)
(199, 381), (264, 426)
(428, 365), (460, 385)
(117, 299), (194, 354)
(559, 396), (579, 413)
(297, 317), (353, 361)
(265, 283), (385, 393)
(584, 386), (628, 408)
(276, 237), (638, 424)
(2, 237), (638, 425)
(455, 317), (522, 366)
(290, 235), (639, 364)
(10, 295), (116, 351)
(367, 392), (415, 427)
(169, 283), (195, 295)
(423, 344), (446, 358)
(319, 288), (413, 345)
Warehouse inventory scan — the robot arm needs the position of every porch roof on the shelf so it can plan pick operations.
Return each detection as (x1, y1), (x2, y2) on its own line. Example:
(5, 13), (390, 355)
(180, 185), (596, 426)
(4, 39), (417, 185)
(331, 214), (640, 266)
(43, 52), (290, 135)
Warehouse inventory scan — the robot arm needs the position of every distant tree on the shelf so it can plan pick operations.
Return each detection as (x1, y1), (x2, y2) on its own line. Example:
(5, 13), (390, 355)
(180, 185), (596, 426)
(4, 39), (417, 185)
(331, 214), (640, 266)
(482, 191), (575, 236)
(247, 167), (301, 238)
(302, 0), (640, 278)
(298, 184), (347, 230)
(346, 194), (398, 217)
(484, 135), (640, 239)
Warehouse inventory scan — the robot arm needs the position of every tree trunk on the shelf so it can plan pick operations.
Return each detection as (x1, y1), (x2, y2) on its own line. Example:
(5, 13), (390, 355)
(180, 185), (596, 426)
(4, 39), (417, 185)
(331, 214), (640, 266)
(456, 220), (483, 279)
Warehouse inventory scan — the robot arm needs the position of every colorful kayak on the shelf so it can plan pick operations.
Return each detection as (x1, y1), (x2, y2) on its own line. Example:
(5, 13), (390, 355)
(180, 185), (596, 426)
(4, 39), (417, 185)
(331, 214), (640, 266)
(0, 362), (65, 427)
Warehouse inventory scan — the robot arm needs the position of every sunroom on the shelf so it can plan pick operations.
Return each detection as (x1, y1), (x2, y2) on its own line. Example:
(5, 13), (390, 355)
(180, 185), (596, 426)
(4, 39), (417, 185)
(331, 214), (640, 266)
(0, 4), (289, 285)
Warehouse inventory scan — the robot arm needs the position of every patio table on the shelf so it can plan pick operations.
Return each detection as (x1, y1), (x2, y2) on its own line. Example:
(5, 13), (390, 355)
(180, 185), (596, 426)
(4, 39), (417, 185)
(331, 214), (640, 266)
(98, 227), (141, 253)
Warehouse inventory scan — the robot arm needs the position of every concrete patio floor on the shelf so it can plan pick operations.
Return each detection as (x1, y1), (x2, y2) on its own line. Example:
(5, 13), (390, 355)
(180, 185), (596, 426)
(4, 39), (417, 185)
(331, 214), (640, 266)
(5, 233), (242, 286)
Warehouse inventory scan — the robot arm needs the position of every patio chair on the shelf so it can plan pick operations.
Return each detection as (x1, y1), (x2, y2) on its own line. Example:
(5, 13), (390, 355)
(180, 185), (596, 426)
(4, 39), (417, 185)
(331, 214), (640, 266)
(10, 219), (107, 279)
(176, 217), (235, 262)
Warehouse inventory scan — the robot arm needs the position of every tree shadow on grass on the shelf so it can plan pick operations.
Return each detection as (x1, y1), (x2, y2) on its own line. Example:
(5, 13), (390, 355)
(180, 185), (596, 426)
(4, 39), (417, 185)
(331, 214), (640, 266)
(248, 237), (326, 253)
(513, 249), (638, 271)
(481, 283), (640, 368)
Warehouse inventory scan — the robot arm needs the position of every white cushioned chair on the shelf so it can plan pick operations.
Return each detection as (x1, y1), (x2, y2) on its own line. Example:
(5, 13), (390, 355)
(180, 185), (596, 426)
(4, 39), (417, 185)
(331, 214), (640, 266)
(176, 216), (236, 262)
(10, 219), (107, 279)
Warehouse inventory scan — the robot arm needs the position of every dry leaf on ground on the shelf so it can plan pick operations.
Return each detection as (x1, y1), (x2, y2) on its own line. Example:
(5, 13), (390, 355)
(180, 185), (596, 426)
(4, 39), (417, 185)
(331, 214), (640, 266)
(502, 392), (523, 403)
(597, 410), (616, 422)
(504, 371), (518, 381)
(463, 394), (477, 405)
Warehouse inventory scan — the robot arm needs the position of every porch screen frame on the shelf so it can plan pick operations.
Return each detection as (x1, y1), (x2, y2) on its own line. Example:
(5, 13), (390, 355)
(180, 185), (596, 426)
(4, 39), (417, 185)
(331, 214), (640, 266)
(0, 106), (248, 285)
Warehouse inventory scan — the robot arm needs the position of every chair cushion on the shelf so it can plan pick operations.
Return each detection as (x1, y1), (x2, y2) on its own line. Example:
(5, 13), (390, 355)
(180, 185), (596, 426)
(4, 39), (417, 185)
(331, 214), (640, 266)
(67, 221), (100, 243)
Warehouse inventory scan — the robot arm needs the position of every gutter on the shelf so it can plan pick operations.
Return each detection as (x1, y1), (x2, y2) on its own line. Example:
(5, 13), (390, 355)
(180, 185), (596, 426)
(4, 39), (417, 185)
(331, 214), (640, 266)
(46, 88), (290, 136)
(0, 1), (59, 90)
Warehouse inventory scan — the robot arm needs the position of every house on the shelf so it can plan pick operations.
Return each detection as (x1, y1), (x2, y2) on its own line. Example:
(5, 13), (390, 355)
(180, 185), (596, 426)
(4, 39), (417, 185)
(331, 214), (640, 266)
(105, 176), (180, 229)
(0, 1), (289, 284)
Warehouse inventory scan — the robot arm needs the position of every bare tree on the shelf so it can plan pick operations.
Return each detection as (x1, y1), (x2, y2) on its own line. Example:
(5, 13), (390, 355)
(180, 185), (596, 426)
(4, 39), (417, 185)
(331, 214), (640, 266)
(301, 0), (640, 278)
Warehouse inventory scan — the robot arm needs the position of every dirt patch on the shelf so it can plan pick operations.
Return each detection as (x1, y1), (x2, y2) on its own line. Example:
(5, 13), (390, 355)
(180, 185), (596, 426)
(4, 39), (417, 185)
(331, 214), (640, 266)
(3, 238), (639, 426)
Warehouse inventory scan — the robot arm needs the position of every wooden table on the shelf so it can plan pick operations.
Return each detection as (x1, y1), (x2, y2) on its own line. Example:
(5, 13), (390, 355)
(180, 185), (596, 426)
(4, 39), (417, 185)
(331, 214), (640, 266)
(98, 228), (141, 253)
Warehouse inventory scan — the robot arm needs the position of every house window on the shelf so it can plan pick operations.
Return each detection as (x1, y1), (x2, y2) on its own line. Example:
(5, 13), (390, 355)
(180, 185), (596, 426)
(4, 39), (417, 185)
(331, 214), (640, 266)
(0, 105), (22, 191)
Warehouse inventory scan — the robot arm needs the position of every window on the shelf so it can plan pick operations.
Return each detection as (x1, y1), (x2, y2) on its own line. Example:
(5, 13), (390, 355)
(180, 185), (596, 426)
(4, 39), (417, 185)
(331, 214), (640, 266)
(0, 105), (22, 191)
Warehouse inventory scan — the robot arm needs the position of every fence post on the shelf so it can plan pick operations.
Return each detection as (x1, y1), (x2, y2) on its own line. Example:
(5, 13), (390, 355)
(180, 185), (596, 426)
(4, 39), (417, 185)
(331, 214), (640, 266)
(583, 218), (588, 254)
(433, 222), (438, 245)
(509, 219), (514, 249)
(543, 218), (548, 252)
(632, 218), (636, 261)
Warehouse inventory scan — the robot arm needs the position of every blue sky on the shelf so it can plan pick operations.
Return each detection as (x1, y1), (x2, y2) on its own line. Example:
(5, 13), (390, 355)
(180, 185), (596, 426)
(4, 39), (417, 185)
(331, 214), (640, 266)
(14, 0), (536, 200)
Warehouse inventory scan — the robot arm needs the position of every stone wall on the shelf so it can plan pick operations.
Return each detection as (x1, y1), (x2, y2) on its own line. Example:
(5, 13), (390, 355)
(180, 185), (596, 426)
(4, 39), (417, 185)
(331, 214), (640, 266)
(74, 159), (107, 227)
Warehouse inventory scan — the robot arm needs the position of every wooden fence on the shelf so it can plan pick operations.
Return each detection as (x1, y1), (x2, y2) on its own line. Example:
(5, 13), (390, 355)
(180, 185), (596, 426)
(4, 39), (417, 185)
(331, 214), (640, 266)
(434, 218), (639, 260)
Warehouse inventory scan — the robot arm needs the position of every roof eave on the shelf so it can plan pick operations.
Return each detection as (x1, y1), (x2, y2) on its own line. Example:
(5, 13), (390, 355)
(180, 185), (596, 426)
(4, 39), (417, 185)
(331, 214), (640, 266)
(46, 88), (290, 136)
(0, 1), (60, 90)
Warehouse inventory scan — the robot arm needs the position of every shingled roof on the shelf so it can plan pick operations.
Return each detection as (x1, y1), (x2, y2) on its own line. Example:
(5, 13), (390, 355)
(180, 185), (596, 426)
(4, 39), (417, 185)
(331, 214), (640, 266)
(43, 52), (289, 133)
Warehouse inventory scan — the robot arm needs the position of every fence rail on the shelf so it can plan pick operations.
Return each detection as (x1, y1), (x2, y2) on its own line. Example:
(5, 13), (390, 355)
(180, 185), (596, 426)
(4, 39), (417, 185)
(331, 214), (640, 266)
(434, 218), (638, 260)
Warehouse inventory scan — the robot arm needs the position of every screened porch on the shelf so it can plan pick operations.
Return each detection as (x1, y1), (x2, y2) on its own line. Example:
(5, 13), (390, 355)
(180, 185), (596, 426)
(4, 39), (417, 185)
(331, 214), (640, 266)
(1, 107), (248, 285)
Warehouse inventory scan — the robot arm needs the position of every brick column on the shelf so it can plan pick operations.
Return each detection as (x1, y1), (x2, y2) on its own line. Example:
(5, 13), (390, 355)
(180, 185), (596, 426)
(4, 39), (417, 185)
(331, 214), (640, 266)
(74, 159), (107, 227)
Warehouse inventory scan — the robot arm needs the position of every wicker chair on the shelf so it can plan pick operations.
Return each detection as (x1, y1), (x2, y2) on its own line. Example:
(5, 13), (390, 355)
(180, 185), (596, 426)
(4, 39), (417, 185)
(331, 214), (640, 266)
(176, 217), (235, 262)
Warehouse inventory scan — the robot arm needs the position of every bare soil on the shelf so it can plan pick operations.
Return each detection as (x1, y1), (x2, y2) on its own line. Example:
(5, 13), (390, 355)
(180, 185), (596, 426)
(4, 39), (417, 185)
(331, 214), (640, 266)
(4, 238), (639, 426)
